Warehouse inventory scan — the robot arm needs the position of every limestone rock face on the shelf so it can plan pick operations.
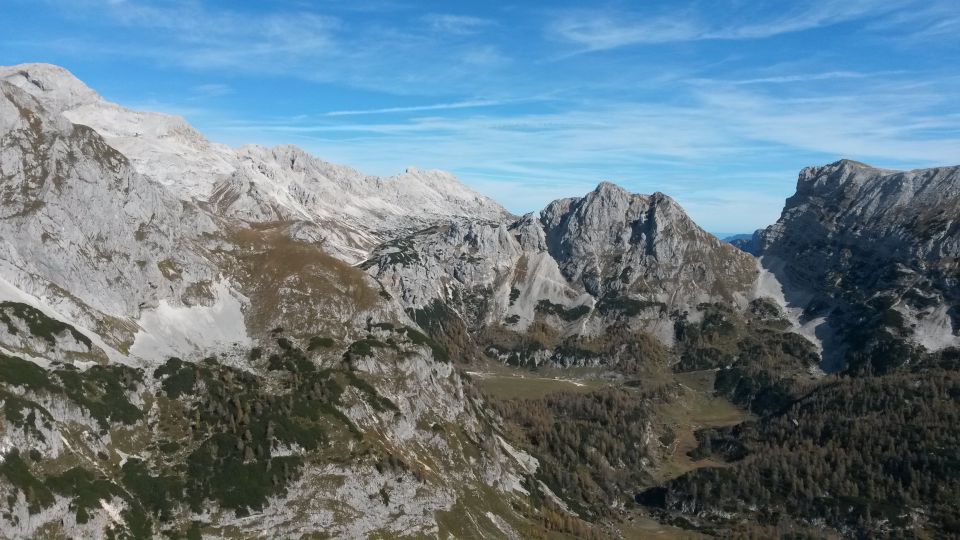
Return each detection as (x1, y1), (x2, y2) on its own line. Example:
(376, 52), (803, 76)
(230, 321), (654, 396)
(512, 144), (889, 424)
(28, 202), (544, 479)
(539, 182), (756, 303)
(0, 63), (539, 539)
(0, 80), (219, 332)
(0, 63), (510, 264)
(365, 182), (759, 364)
(756, 159), (960, 369)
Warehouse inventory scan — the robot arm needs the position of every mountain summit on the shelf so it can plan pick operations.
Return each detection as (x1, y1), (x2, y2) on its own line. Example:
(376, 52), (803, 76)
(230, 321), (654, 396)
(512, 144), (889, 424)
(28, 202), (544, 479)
(0, 63), (509, 262)
(364, 178), (760, 367)
(755, 159), (960, 370)
(0, 63), (533, 538)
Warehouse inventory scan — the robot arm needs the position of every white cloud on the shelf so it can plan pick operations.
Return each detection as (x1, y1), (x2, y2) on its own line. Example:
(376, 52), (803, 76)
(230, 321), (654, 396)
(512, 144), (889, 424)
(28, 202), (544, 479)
(550, 13), (699, 51)
(191, 83), (233, 98)
(323, 99), (507, 117)
(720, 71), (891, 85)
(695, 87), (960, 163)
(422, 14), (493, 35)
(203, 69), (958, 231)
(33, 0), (510, 95)
(20, 0), (957, 232)
(867, 1), (960, 41)
(548, 0), (897, 51)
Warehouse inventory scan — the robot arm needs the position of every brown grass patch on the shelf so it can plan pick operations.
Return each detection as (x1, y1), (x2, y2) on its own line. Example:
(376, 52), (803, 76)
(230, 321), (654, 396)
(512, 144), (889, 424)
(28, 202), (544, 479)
(221, 222), (380, 336)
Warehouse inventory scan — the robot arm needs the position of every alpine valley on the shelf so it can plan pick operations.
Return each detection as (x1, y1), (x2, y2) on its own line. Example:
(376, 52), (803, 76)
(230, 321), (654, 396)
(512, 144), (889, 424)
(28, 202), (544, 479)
(0, 64), (957, 539)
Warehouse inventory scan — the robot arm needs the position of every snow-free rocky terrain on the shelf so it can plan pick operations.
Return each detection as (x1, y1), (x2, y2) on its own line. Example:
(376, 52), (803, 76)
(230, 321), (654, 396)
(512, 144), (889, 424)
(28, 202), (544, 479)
(749, 159), (960, 370)
(0, 63), (958, 538)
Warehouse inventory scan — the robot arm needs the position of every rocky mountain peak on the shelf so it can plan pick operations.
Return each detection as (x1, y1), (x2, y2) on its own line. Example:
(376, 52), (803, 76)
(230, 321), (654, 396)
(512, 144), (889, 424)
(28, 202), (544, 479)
(757, 161), (960, 368)
(791, 159), (888, 198)
(0, 63), (102, 115)
(591, 180), (630, 196)
(1, 62), (510, 263)
(772, 161), (960, 240)
(0, 65), (550, 538)
(540, 182), (704, 257)
(366, 176), (759, 361)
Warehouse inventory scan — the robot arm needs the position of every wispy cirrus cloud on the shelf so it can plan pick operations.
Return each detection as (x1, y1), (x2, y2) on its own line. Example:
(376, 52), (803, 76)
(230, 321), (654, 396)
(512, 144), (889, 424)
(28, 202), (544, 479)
(866, 1), (960, 41)
(547, 0), (897, 52)
(28, 0), (512, 94)
(323, 99), (509, 117)
(8, 0), (958, 232)
(220, 72), (959, 163)
(422, 14), (494, 35)
(37, 0), (341, 70)
(191, 83), (233, 98)
(207, 70), (959, 232)
(716, 71), (896, 86)
(694, 86), (960, 163)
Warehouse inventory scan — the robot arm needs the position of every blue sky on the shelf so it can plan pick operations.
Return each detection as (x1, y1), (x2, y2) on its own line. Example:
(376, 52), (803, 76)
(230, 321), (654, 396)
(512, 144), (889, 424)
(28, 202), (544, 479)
(3, 0), (959, 233)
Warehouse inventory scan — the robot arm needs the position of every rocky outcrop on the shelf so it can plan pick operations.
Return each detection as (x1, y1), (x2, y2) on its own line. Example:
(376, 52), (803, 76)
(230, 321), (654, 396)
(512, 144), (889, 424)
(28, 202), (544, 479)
(0, 63), (510, 263)
(755, 159), (960, 370)
(365, 182), (759, 368)
(0, 63), (544, 538)
(0, 79), (220, 353)
(539, 182), (756, 303)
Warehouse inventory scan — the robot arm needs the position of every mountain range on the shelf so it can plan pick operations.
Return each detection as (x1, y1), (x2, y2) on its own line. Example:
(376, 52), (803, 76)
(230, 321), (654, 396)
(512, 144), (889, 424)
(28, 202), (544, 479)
(0, 64), (957, 538)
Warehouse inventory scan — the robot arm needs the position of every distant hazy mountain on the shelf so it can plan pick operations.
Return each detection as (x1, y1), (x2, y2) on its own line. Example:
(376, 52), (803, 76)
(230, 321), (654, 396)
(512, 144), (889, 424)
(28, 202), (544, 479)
(719, 233), (753, 242)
